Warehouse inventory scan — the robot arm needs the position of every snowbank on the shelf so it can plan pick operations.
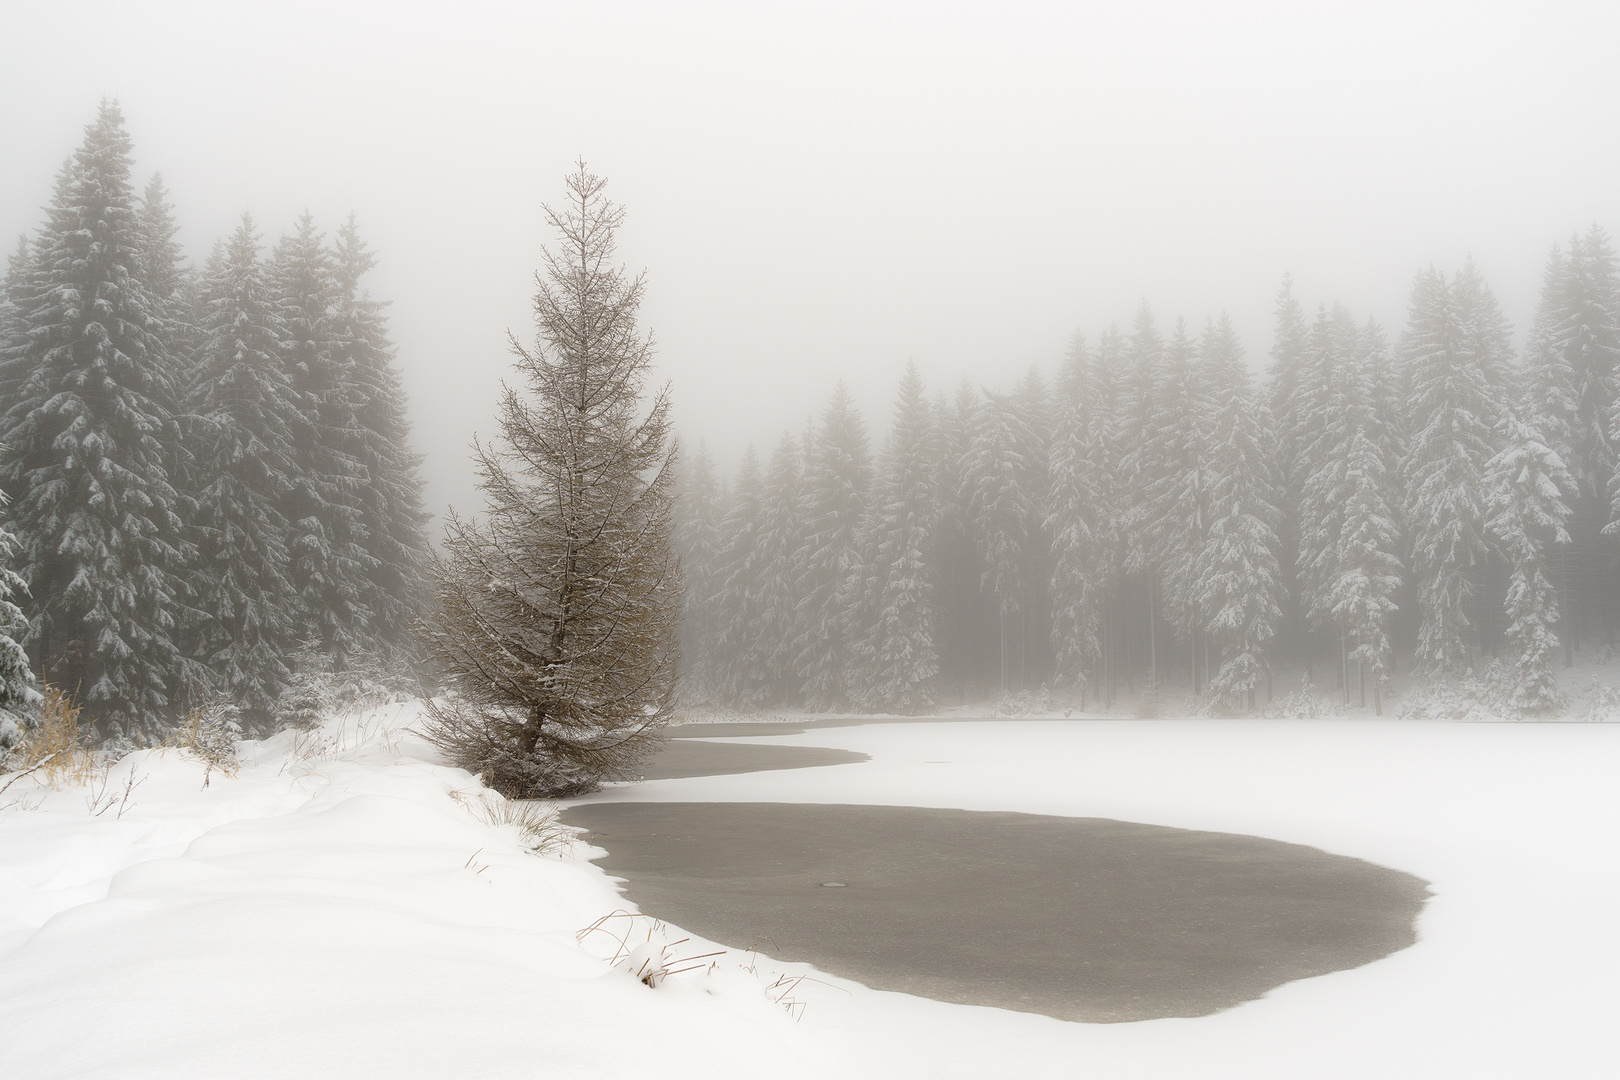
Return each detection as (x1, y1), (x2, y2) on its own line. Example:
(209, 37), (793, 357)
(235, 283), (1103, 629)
(0, 704), (827, 1080)
(4, 707), (1618, 1079)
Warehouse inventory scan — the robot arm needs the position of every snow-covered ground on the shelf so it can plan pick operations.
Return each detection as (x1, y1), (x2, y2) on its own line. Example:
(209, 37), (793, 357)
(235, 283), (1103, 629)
(3, 706), (1618, 1078)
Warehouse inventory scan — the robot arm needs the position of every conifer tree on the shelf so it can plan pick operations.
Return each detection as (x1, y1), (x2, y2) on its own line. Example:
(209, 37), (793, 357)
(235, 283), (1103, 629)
(1266, 276), (1311, 667)
(0, 102), (195, 742)
(673, 441), (725, 703)
(932, 381), (986, 700)
(1145, 319), (1211, 674)
(1400, 266), (1502, 675)
(136, 173), (195, 371)
(187, 213), (302, 727)
(0, 246), (41, 757)
(1486, 415), (1573, 714)
(792, 384), (870, 709)
(1524, 245), (1582, 486)
(1296, 305), (1374, 686)
(849, 361), (940, 712)
(1047, 333), (1115, 702)
(1196, 331), (1283, 714)
(1011, 364), (1054, 686)
(0, 518), (36, 762)
(964, 385), (1038, 692)
(1293, 304), (1354, 623)
(0, 238), (28, 384)
(1118, 302), (1169, 683)
(1523, 238), (1608, 661)
(422, 164), (679, 797)
(330, 215), (429, 659)
(751, 431), (806, 705)
(712, 448), (766, 706)
(1325, 322), (1405, 711)
(273, 213), (373, 669)
(1454, 256), (1517, 399)
(1555, 229), (1620, 508)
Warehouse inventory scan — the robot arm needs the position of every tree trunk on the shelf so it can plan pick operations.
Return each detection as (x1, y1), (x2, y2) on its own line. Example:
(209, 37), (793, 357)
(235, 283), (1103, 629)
(1191, 634), (1200, 698)
(1147, 580), (1158, 689)
(999, 608), (1007, 696)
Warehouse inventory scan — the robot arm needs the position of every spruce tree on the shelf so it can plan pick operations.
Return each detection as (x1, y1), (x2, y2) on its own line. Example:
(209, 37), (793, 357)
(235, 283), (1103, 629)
(1266, 276), (1311, 669)
(963, 385), (1038, 693)
(849, 361), (941, 713)
(272, 213), (373, 670)
(422, 164), (679, 797)
(932, 381), (986, 701)
(136, 172), (196, 378)
(792, 384), (870, 709)
(1118, 302), (1169, 684)
(1400, 266), (1502, 675)
(1196, 338), (1283, 714)
(330, 215), (429, 659)
(187, 213), (302, 728)
(1558, 229), (1620, 508)
(0, 102), (194, 743)
(1087, 328), (1130, 704)
(1524, 237), (1609, 661)
(1486, 415), (1574, 714)
(1047, 333), (1107, 701)
(1454, 255), (1518, 400)
(1297, 304), (1390, 695)
(0, 518), (36, 763)
(1325, 322), (1405, 712)
(752, 430), (806, 705)
(1294, 304), (1354, 632)
(1011, 365), (1054, 687)
(1145, 319), (1211, 678)
(0, 238), (28, 389)
(672, 441), (725, 704)
(1524, 245), (1582, 488)
(711, 448), (766, 706)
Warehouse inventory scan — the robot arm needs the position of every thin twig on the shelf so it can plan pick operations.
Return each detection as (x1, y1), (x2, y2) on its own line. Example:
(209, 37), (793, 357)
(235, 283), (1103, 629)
(0, 752), (58, 798)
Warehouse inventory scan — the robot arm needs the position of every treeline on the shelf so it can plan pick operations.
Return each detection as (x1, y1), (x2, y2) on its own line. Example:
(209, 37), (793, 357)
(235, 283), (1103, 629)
(676, 237), (1620, 717)
(0, 102), (428, 748)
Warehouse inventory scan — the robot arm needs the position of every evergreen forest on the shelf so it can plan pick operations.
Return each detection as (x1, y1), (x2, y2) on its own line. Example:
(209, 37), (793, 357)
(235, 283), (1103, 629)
(4, 101), (1618, 748)
(674, 243), (1620, 718)
(0, 102), (429, 749)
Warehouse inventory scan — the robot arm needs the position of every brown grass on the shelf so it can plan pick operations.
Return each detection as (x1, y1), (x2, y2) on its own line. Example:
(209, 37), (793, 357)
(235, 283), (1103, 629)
(19, 687), (101, 787)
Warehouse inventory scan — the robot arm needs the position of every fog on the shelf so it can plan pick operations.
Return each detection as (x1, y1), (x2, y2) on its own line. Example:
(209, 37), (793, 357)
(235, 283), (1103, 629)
(3, 0), (1616, 520)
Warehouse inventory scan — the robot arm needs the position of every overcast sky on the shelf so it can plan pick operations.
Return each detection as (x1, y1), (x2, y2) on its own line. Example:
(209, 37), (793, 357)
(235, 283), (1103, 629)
(3, 0), (1617, 521)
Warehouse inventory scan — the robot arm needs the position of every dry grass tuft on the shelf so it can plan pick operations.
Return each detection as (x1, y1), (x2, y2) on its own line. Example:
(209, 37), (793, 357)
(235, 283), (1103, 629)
(575, 910), (724, 988)
(450, 788), (574, 855)
(18, 686), (102, 787)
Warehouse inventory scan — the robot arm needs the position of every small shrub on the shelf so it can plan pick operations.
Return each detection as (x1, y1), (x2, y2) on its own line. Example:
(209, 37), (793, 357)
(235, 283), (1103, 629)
(276, 643), (422, 733)
(1579, 680), (1620, 723)
(1134, 682), (1161, 719)
(1261, 674), (1340, 719)
(166, 700), (242, 786)
(996, 684), (1053, 717)
(1398, 668), (1518, 722)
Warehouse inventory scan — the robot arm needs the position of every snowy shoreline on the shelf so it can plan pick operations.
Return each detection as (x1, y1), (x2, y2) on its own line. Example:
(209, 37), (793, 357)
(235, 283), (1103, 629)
(3, 702), (1618, 1078)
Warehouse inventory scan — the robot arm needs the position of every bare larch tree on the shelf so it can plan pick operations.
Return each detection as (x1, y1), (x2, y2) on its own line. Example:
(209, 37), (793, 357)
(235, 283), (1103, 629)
(421, 163), (680, 798)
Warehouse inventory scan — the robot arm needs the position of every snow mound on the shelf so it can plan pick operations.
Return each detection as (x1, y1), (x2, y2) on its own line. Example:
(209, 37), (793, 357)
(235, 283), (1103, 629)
(0, 702), (827, 1079)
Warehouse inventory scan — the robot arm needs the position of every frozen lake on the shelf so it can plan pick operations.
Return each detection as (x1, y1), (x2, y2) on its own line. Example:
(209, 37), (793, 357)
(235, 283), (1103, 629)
(3, 708), (1617, 1079)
